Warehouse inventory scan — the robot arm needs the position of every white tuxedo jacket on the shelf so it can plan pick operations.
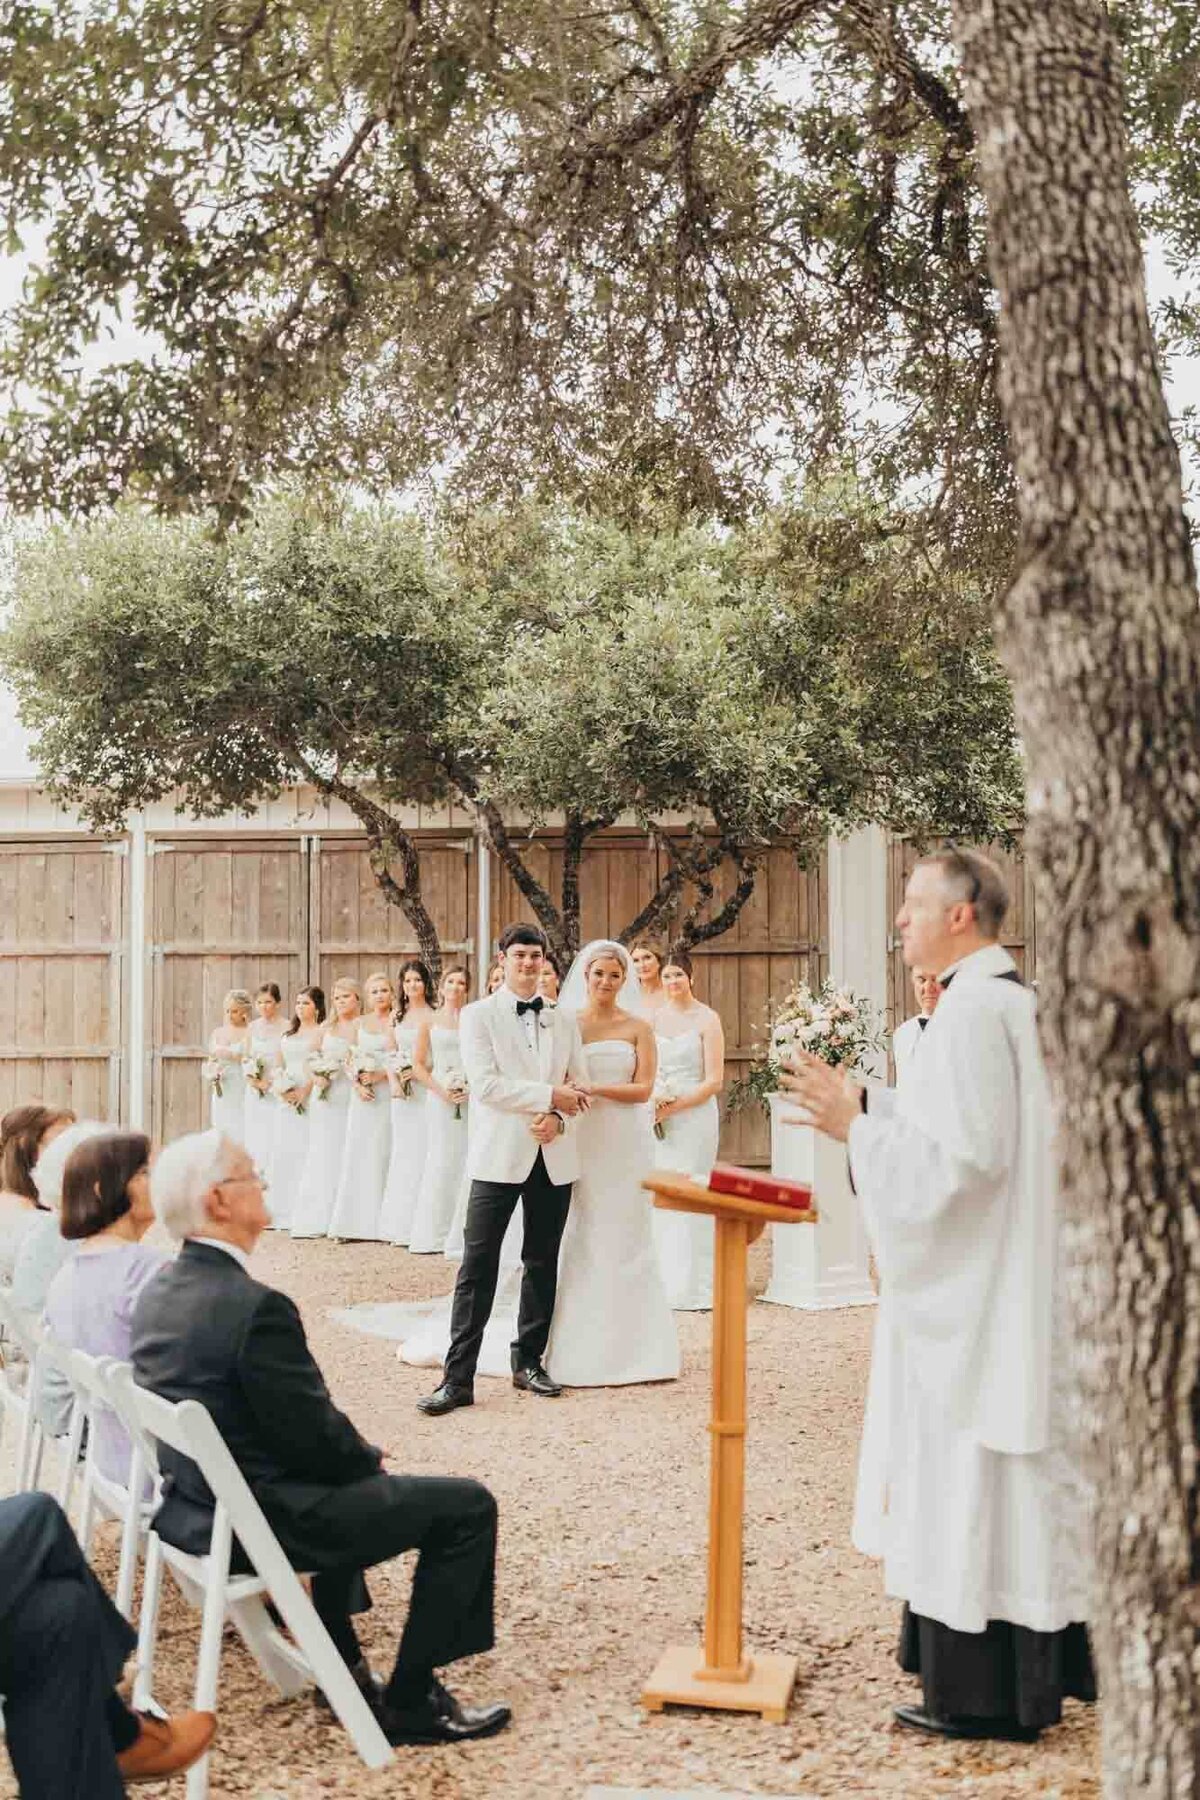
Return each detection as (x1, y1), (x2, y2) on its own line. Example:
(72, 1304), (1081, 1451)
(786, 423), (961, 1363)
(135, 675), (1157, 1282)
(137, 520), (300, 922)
(891, 1014), (929, 1091)
(459, 991), (588, 1186)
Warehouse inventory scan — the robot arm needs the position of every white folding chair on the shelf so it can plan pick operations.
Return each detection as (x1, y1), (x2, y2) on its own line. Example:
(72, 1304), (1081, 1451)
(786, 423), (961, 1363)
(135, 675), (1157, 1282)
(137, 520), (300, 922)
(32, 1332), (86, 1514)
(0, 1291), (47, 1492)
(59, 1350), (156, 1620)
(124, 1377), (393, 1798)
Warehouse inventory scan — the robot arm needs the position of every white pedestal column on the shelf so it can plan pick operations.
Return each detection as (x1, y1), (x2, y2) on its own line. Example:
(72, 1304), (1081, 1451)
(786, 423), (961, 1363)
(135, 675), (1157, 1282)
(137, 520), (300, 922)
(761, 1094), (876, 1310)
(761, 824), (888, 1311)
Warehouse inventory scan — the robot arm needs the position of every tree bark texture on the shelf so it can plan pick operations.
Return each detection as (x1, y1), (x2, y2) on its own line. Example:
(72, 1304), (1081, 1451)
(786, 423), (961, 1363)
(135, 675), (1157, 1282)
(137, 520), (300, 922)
(948, 3), (1200, 1791)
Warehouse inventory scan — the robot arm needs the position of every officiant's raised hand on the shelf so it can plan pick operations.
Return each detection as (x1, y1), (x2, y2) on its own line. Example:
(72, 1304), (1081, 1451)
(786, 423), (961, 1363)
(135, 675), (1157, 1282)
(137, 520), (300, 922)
(779, 1050), (862, 1143)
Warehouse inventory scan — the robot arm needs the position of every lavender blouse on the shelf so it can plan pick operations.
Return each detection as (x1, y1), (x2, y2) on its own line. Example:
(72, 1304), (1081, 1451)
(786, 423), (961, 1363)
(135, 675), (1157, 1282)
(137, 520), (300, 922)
(44, 1239), (168, 1482)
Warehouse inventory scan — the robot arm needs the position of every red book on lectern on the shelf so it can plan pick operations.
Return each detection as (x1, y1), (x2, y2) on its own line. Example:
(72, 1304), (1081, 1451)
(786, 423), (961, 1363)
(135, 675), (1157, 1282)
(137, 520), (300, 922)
(708, 1163), (814, 1210)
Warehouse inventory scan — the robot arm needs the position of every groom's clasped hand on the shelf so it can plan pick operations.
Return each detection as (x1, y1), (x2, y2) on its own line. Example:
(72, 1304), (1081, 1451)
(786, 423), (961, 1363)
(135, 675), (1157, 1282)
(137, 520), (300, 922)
(531, 1080), (591, 1141)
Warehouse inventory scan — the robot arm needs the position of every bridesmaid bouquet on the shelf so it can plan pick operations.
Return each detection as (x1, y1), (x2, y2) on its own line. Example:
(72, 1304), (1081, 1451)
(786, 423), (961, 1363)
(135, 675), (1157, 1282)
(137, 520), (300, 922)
(652, 1077), (678, 1139)
(242, 1053), (270, 1096)
(446, 1071), (469, 1120)
(729, 977), (885, 1116)
(309, 1052), (343, 1100)
(270, 1068), (307, 1116)
(201, 1057), (225, 1099)
(388, 1051), (415, 1098)
(349, 1047), (383, 1101)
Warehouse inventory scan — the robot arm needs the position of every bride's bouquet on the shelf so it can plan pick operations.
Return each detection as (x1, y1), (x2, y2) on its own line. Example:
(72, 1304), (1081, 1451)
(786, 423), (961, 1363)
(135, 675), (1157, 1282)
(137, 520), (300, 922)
(201, 1056), (225, 1099)
(349, 1046), (383, 1101)
(729, 977), (885, 1115)
(388, 1049), (415, 1098)
(242, 1053), (270, 1097)
(445, 1069), (469, 1121)
(309, 1051), (343, 1101)
(652, 1076), (678, 1140)
(271, 1067), (307, 1116)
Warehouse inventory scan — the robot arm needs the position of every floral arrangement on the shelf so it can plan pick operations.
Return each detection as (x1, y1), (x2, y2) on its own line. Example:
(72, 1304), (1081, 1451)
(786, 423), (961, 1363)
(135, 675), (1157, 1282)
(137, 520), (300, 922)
(271, 1067), (307, 1115)
(445, 1069), (469, 1121)
(309, 1051), (343, 1101)
(201, 1057), (225, 1099)
(242, 1053), (270, 1096)
(728, 977), (886, 1116)
(388, 1050), (415, 1099)
(651, 1076), (678, 1140)
(349, 1047), (383, 1101)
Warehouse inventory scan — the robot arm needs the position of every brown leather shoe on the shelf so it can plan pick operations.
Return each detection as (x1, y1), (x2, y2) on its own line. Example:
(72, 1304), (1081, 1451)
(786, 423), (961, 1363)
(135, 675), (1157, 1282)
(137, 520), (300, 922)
(116, 1710), (217, 1783)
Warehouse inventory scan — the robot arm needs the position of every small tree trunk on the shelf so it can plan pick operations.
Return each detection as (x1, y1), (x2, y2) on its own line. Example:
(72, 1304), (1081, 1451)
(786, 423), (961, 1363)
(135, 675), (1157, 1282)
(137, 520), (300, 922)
(948, 3), (1200, 1791)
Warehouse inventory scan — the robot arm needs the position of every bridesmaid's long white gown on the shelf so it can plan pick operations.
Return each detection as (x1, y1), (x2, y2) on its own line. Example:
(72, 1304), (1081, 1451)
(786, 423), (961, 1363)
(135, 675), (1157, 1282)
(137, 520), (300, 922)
(377, 1021), (428, 1246)
(328, 1026), (393, 1240)
(291, 1033), (352, 1238)
(546, 1039), (679, 1386)
(271, 1033), (314, 1231)
(651, 1030), (720, 1310)
(407, 1027), (469, 1254)
(209, 1042), (248, 1146)
(243, 1030), (282, 1212)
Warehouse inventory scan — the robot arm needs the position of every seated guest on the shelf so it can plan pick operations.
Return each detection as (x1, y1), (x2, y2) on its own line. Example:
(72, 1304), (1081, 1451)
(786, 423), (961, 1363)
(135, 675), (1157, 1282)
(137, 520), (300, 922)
(0, 1104), (75, 1280)
(0, 1490), (215, 1797)
(45, 1130), (167, 1483)
(11, 1119), (115, 1316)
(132, 1130), (511, 1747)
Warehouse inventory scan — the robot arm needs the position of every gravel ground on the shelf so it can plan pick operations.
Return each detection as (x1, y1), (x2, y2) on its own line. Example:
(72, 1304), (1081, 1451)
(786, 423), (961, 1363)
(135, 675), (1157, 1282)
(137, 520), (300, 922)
(1, 1234), (1099, 1799)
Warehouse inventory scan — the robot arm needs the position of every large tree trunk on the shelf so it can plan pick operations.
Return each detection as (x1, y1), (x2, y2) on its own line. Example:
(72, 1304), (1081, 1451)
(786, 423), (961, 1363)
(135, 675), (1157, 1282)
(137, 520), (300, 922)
(948, 2), (1200, 1791)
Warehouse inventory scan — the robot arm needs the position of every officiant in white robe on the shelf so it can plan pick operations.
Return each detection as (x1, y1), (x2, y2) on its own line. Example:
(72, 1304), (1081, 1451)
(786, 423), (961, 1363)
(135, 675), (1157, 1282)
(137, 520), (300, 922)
(782, 848), (1094, 1743)
(891, 967), (941, 1089)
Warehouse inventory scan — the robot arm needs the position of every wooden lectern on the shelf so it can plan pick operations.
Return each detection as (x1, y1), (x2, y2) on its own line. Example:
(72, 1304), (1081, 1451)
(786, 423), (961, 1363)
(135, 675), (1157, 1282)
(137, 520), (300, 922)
(640, 1172), (816, 1724)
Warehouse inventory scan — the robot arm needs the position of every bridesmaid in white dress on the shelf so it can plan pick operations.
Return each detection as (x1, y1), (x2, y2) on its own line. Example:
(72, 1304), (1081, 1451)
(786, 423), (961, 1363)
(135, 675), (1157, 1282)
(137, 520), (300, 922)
(271, 985), (325, 1229)
(291, 976), (361, 1238)
(546, 941), (679, 1386)
(631, 940), (669, 1023)
(407, 964), (470, 1254)
(205, 989), (252, 1145)
(243, 982), (286, 1202)
(378, 959), (435, 1246)
(651, 948), (725, 1309)
(328, 971), (396, 1240)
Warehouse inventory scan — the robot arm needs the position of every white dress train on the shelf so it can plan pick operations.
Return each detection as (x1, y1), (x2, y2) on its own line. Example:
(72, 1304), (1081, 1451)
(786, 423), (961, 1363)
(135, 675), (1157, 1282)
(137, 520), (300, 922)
(242, 1030), (282, 1211)
(407, 1026), (469, 1254)
(377, 1021), (428, 1246)
(546, 1039), (679, 1386)
(271, 1033), (314, 1231)
(291, 1033), (352, 1238)
(328, 1026), (393, 1240)
(651, 1030), (720, 1310)
(208, 1042), (248, 1146)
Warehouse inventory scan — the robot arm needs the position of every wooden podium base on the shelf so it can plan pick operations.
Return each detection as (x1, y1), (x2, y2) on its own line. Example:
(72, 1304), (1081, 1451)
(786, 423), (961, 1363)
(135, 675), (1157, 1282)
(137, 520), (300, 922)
(641, 1645), (799, 1723)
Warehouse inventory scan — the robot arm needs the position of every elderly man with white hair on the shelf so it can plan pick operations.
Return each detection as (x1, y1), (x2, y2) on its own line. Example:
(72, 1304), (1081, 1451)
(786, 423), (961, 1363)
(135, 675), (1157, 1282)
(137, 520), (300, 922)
(131, 1129), (510, 1747)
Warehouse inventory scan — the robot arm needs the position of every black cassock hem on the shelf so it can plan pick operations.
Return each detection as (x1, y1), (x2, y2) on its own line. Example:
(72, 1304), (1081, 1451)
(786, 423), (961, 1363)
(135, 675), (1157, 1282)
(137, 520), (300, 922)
(899, 1604), (1096, 1731)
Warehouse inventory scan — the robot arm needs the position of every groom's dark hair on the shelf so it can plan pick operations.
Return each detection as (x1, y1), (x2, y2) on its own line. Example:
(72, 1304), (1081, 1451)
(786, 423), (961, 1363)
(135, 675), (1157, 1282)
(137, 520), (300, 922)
(497, 921), (548, 955)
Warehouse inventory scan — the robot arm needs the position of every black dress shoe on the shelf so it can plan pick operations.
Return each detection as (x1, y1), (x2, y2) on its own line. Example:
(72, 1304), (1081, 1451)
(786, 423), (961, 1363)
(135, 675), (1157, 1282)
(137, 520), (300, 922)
(315, 1657), (385, 1714)
(381, 1678), (512, 1746)
(417, 1382), (475, 1416)
(893, 1703), (1040, 1743)
(512, 1364), (562, 1397)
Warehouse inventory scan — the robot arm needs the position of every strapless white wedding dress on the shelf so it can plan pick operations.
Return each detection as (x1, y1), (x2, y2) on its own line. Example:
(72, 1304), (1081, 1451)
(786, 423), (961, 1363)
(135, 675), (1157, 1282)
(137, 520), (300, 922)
(209, 1040), (248, 1146)
(546, 1039), (679, 1386)
(651, 1029), (720, 1309)
(377, 1020), (428, 1245)
(291, 1032), (351, 1238)
(271, 1032), (314, 1229)
(242, 1029), (281, 1210)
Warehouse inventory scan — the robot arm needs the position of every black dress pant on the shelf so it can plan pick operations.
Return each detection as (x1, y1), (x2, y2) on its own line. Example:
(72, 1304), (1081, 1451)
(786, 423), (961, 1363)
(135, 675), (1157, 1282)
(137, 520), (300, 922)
(443, 1150), (573, 1390)
(0, 1493), (138, 1800)
(221, 1471), (497, 1702)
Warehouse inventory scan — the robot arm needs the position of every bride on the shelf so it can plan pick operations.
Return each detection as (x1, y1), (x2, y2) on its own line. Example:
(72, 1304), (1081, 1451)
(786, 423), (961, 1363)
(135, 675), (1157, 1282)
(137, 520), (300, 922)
(544, 940), (679, 1386)
(348, 941), (678, 1387)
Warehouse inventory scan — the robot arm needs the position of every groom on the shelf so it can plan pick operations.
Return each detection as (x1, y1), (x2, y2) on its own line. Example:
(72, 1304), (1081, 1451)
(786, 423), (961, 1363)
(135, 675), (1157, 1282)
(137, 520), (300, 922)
(417, 923), (590, 1416)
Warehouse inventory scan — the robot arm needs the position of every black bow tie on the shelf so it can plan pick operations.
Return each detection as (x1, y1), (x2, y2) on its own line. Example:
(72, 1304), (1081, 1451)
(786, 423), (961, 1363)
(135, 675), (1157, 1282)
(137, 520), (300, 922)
(917, 1016), (928, 1032)
(516, 997), (544, 1018)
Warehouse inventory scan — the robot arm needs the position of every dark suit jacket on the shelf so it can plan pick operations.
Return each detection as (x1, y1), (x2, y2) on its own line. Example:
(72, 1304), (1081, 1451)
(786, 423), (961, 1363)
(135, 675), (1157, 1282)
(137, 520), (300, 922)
(130, 1240), (380, 1559)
